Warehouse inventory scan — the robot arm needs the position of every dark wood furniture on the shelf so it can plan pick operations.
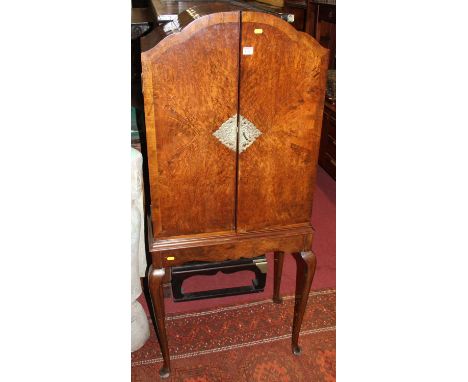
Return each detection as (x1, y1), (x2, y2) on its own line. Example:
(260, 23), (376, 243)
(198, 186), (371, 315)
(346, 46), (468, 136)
(307, 0), (335, 69)
(305, 1), (335, 50)
(140, 5), (328, 378)
(306, 0), (335, 178)
(283, 0), (307, 30)
(318, 101), (335, 179)
(250, 0), (308, 31)
(148, 0), (306, 29)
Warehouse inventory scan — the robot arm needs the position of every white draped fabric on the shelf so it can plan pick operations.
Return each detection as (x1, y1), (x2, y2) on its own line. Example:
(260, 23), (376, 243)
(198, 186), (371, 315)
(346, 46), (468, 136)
(131, 148), (150, 351)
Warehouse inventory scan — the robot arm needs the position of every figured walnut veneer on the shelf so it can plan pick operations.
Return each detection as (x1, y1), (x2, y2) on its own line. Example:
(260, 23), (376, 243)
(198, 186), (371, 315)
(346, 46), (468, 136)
(141, 8), (328, 378)
(238, 11), (328, 232)
(142, 12), (240, 238)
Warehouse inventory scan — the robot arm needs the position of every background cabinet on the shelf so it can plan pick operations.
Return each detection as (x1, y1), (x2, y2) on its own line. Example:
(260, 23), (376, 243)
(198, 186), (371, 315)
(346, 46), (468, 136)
(319, 101), (336, 179)
(306, 0), (336, 179)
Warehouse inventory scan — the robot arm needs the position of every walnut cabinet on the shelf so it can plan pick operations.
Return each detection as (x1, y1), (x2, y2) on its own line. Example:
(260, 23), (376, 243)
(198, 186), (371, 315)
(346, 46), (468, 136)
(140, 5), (328, 378)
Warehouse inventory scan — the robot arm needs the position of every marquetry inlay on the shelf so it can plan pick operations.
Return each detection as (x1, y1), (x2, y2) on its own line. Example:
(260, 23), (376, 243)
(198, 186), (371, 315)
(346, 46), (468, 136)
(213, 114), (262, 153)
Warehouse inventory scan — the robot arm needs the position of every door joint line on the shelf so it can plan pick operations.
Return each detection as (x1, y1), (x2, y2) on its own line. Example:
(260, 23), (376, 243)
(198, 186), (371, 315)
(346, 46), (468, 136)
(234, 11), (243, 233)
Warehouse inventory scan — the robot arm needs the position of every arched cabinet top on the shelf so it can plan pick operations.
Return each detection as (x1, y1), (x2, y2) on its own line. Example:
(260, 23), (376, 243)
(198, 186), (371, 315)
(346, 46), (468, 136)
(141, 6), (328, 61)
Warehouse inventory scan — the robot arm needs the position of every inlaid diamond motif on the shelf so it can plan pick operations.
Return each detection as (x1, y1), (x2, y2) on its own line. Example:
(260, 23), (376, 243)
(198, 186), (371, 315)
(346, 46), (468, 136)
(238, 115), (262, 153)
(213, 114), (262, 153)
(213, 115), (238, 152)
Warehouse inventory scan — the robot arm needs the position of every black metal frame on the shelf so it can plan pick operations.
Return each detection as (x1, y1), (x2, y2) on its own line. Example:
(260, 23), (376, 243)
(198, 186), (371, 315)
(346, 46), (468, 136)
(171, 256), (267, 302)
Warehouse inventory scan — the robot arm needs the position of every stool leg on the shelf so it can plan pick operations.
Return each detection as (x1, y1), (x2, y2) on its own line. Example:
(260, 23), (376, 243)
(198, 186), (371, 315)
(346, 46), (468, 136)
(273, 251), (285, 303)
(291, 251), (317, 355)
(148, 266), (171, 378)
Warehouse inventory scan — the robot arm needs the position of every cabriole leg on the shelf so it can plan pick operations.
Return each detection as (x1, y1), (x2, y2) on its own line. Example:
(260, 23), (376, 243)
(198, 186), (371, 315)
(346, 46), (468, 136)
(273, 251), (285, 303)
(291, 251), (317, 355)
(148, 265), (171, 378)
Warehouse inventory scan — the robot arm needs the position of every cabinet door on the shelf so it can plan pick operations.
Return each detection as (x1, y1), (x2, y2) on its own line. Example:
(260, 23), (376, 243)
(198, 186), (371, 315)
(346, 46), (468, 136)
(142, 12), (240, 238)
(236, 11), (329, 232)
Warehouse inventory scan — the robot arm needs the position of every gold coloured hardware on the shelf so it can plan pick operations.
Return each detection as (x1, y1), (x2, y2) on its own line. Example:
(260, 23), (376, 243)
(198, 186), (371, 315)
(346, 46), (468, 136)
(253, 258), (268, 273)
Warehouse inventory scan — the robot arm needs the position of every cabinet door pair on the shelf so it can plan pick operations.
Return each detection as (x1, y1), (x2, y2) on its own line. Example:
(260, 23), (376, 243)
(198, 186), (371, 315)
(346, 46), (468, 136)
(142, 11), (329, 239)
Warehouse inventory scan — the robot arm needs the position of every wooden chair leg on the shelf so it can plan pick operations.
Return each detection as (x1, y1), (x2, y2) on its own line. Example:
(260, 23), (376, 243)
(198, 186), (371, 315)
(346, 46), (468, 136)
(273, 251), (285, 303)
(291, 251), (317, 355)
(148, 265), (171, 379)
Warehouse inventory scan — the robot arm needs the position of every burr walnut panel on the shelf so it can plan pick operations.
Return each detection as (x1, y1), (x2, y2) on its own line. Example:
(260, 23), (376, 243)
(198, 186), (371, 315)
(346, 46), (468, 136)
(141, 12), (240, 238)
(237, 11), (329, 232)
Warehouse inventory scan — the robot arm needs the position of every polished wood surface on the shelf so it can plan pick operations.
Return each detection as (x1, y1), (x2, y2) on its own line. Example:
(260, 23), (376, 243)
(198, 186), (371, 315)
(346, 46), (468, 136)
(292, 251), (317, 354)
(318, 101), (335, 179)
(306, 0), (335, 178)
(148, 266), (171, 378)
(140, 9), (328, 378)
(142, 12), (240, 238)
(156, 232), (305, 266)
(315, 3), (335, 69)
(273, 250), (285, 303)
(305, 0), (336, 42)
(305, 1), (335, 69)
(237, 11), (329, 232)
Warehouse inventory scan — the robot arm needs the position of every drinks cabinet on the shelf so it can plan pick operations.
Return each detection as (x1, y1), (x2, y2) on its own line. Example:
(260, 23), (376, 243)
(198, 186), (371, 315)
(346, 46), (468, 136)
(140, 4), (329, 377)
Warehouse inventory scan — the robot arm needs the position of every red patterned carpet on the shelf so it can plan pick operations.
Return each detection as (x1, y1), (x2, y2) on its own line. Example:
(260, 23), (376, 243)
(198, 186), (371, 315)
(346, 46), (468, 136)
(132, 289), (336, 381)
